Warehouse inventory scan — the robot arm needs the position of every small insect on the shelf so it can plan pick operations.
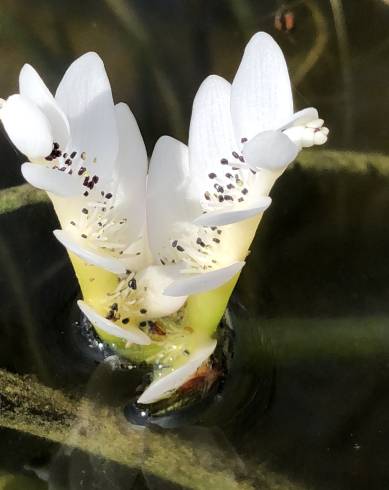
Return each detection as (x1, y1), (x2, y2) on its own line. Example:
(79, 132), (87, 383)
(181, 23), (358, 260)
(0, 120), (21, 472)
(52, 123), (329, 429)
(274, 7), (295, 33)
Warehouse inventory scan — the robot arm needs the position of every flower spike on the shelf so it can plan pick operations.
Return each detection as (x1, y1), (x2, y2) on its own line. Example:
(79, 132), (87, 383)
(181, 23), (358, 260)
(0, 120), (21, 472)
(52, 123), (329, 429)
(0, 32), (329, 405)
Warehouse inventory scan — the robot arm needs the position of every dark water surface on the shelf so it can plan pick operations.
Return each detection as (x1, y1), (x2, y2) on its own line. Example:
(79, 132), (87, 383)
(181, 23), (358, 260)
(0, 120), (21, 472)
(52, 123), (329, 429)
(1, 1), (389, 489)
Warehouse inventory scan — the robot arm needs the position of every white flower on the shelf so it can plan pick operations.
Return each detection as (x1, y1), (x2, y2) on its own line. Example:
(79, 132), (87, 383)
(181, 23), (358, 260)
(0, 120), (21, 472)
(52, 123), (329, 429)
(147, 136), (245, 297)
(144, 32), (329, 301)
(52, 101), (150, 275)
(187, 32), (328, 228)
(0, 53), (150, 274)
(0, 54), (184, 345)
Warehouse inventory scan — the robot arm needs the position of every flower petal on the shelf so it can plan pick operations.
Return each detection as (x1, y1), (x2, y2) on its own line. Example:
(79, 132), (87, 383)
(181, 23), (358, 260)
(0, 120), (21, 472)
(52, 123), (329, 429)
(77, 300), (151, 345)
(19, 64), (70, 149)
(147, 136), (199, 261)
(231, 32), (293, 141)
(112, 103), (147, 243)
(55, 52), (118, 179)
(242, 130), (298, 171)
(53, 229), (129, 274)
(279, 107), (319, 130)
(193, 197), (271, 226)
(163, 261), (245, 297)
(21, 162), (83, 196)
(189, 75), (238, 189)
(1, 95), (53, 159)
(136, 265), (187, 318)
(137, 339), (217, 404)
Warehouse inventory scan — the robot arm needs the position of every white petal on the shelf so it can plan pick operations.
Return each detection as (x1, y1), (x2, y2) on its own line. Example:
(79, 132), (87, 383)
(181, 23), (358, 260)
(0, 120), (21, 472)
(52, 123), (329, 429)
(278, 107), (319, 130)
(193, 197), (271, 226)
(189, 75), (238, 186)
(21, 162), (83, 196)
(231, 32), (293, 141)
(242, 131), (299, 171)
(163, 261), (245, 297)
(137, 339), (217, 404)
(55, 52), (118, 178)
(53, 229), (129, 274)
(112, 103), (147, 243)
(136, 265), (187, 318)
(307, 119), (324, 129)
(77, 300), (151, 345)
(19, 64), (70, 149)
(314, 131), (328, 145)
(283, 125), (328, 149)
(1, 95), (53, 159)
(147, 136), (199, 260)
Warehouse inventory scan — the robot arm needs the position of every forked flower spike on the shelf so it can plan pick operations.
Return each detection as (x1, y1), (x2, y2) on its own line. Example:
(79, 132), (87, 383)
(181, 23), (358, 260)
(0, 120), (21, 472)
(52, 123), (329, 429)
(0, 32), (328, 405)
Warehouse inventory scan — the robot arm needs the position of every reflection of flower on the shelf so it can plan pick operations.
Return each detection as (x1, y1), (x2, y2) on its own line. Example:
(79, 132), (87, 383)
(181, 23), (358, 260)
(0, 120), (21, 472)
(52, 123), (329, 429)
(0, 32), (328, 405)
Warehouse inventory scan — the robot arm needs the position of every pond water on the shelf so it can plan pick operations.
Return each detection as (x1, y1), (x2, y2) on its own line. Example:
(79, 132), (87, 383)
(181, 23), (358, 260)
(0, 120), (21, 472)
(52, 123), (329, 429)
(1, 0), (389, 489)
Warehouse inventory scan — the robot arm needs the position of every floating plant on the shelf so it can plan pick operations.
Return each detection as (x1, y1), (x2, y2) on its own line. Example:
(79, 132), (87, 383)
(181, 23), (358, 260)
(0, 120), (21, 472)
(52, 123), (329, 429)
(0, 32), (328, 408)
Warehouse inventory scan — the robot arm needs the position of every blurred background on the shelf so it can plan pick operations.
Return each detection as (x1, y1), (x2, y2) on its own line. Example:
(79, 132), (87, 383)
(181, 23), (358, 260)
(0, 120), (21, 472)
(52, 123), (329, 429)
(1, 0), (389, 489)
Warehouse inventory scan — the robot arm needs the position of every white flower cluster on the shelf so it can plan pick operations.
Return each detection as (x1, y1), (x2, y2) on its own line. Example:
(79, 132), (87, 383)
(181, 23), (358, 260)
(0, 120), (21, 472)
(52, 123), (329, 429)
(0, 32), (328, 403)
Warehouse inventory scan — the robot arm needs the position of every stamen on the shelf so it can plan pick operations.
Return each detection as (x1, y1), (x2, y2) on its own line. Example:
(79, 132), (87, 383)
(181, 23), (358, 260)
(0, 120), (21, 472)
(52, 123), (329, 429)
(128, 278), (137, 290)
